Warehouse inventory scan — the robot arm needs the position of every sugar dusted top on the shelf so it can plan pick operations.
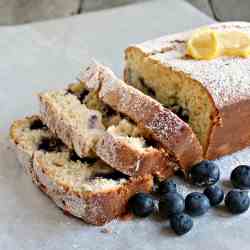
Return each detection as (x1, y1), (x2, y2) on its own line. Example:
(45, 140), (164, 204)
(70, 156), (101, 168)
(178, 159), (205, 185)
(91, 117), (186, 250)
(131, 22), (250, 109)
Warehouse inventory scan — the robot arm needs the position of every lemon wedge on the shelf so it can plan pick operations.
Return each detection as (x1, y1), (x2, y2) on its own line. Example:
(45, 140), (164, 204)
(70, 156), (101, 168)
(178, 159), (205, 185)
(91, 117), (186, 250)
(218, 30), (250, 58)
(187, 28), (250, 60)
(187, 28), (219, 60)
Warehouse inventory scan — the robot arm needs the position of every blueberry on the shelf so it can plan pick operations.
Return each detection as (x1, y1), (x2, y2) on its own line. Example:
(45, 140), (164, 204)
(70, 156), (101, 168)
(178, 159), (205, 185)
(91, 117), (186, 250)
(159, 192), (185, 218)
(170, 213), (193, 236)
(225, 190), (250, 214)
(38, 137), (64, 152)
(129, 193), (154, 217)
(231, 165), (250, 189)
(185, 192), (210, 216)
(158, 180), (177, 194)
(30, 119), (46, 130)
(189, 160), (220, 187)
(204, 185), (224, 206)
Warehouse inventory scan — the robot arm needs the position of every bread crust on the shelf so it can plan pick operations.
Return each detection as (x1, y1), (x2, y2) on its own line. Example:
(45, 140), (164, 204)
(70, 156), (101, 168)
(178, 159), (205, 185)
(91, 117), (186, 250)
(10, 116), (154, 226)
(79, 62), (203, 171)
(33, 152), (153, 225)
(124, 22), (250, 160)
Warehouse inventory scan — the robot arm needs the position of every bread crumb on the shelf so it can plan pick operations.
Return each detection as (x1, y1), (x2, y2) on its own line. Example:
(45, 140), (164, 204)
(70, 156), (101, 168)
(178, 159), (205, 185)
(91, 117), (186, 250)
(119, 212), (134, 221)
(100, 227), (112, 234)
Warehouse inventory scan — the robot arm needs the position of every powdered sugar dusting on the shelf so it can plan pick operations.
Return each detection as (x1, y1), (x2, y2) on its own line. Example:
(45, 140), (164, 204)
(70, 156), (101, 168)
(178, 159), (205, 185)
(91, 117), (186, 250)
(147, 109), (185, 143)
(134, 22), (250, 109)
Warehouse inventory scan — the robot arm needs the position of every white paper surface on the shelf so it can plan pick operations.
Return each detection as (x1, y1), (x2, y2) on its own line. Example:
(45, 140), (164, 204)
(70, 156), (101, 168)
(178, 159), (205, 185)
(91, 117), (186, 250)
(2, 1), (248, 250)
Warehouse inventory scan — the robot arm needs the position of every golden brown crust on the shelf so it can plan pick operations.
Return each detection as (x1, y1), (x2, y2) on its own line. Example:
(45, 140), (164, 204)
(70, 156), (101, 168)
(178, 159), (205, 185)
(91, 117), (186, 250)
(205, 100), (250, 159)
(80, 175), (153, 225)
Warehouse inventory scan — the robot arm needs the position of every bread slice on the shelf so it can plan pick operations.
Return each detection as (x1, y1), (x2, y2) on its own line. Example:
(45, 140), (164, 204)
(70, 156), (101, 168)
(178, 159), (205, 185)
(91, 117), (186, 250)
(78, 62), (203, 172)
(39, 82), (175, 179)
(10, 116), (153, 225)
(124, 22), (250, 159)
(39, 90), (105, 158)
(96, 119), (175, 178)
(9, 115), (54, 177)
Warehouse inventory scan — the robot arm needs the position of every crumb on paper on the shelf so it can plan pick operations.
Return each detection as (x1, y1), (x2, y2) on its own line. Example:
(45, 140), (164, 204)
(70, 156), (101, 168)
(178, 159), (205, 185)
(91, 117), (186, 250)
(100, 227), (112, 234)
(72, 243), (80, 249)
(119, 212), (134, 221)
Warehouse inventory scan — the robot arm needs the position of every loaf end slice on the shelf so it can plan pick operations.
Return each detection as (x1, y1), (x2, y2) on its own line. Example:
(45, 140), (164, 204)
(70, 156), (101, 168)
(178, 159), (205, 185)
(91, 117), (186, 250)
(10, 116), (153, 225)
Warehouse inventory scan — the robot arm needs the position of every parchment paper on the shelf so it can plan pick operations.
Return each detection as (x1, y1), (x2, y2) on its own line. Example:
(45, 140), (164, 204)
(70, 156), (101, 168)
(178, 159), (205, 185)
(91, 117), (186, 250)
(1, 1), (248, 249)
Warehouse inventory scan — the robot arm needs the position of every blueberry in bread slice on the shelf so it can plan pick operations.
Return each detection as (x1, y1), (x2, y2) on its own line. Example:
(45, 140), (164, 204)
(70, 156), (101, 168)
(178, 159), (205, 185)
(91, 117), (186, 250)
(9, 115), (55, 178)
(78, 62), (203, 173)
(125, 22), (250, 159)
(39, 77), (175, 180)
(10, 116), (153, 225)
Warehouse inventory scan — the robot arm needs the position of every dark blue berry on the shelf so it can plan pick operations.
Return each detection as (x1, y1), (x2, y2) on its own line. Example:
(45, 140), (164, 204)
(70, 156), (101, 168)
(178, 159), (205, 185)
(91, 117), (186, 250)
(225, 190), (250, 214)
(159, 192), (185, 218)
(30, 119), (46, 130)
(204, 185), (224, 206)
(158, 180), (177, 194)
(170, 213), (193, 235)
(189, 160), (220, 187)
(185, 192), (210, 216)
(129, 193), (154, 217)
(231, 165), (250, 189)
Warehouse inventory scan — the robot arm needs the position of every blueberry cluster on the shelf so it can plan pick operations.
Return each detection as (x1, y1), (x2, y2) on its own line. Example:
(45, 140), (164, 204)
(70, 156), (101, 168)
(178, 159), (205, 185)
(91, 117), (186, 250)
(129, 161), (250, 236)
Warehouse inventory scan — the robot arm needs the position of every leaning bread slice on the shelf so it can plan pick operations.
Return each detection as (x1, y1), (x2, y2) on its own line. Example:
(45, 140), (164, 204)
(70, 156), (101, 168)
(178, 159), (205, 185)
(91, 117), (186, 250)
(96, 119), (175, 178)
(39, 83), (175, 179)
(79, 62), (203, 172)
(39, 90), (105, 158)
(10, 116), (153, 225)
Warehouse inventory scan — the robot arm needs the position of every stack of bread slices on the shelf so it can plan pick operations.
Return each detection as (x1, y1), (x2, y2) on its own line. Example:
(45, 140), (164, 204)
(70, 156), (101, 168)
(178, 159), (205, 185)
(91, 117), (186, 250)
(10, 61), (203, 225)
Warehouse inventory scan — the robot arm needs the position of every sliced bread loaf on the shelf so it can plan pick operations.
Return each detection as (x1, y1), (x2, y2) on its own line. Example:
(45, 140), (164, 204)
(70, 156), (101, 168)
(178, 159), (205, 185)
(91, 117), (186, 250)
(124, 22), (250, 159)
(79, 62), (203, 172)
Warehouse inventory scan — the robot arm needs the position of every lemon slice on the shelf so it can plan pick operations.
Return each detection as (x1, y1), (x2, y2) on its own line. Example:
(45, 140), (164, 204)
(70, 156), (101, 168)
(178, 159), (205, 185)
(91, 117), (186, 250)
(218, 30), (250, 58)
(187, 28), (219, 60)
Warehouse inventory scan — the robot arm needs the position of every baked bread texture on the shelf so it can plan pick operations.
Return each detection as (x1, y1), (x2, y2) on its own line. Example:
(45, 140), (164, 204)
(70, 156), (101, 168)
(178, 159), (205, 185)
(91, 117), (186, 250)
(124, 22), (250, 160)
(10, 116), (153, 225)
(78, 62), (203, 172)
(39, 79), (176, 179)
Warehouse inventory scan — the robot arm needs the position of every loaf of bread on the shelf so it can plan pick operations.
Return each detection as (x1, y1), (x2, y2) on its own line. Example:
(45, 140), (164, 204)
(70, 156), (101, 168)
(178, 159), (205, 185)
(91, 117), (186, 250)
(79, 62), (203, 172)
(10, 116), (153, 225)
(39, 83), (175, 179)
(125, 22), (250, 159)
